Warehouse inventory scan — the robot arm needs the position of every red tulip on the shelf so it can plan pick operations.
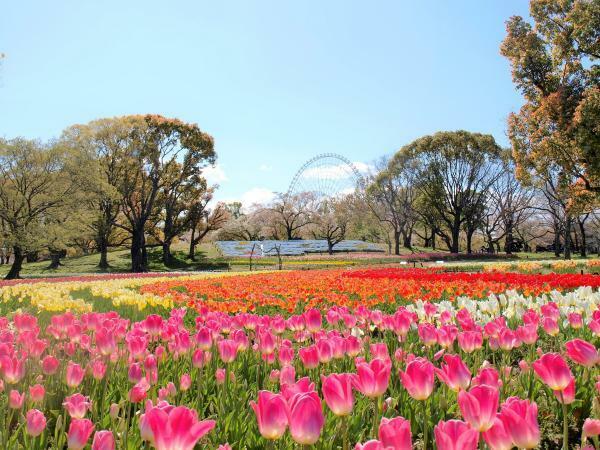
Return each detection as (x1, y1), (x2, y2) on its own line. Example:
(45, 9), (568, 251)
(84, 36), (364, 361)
(378, 416), (411, 450)
(565, 339), (598, 367)
(91, 430), (115, 450)
(353, 358), (391, 398)
(67, 418), (95, 450)
(435, 354), (471, 392)
(26, 409), (46, 437)
(532, 353), (573, 391)
(250, 391), (288, 440)
(458, 385), (499, 432)
(434, 419), (479, 450)
(321, 373), (355, 416)
(287, 392), (324, 445)
(499, 397), (540, 449)
(399, 357), (434, 400)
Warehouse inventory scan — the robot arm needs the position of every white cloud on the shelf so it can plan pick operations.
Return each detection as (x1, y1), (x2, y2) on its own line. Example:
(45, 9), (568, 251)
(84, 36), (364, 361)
(202, 164), (228, 184)
(258, 164), (272, 172)
(240, 187), (276, 208)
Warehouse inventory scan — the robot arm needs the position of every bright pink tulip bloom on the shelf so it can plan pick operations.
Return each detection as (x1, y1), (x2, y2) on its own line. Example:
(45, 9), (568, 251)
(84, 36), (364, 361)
(565, 339), (599, 367)
(180, 373), (191, 391)
(66, 361), (85, 388)
(316, 339), (333, 363)
(217, 339), (238, 364)
(583, 418), (600, 438)
(41, 355), (59, 375)
(353, 358), (391, 398)
(516, 324), (538, 345)
(457, 331), (483, 353)
(378, 416), (411, 450)
(553, 377), (576, 404)
(472, 367), (502, 389)
(63, 393), (92, 419)
(287, 392), (324, 445)
(281, 377), (316, 400)
(29, 384), (45, 403)
(417, 323), (437, 346)
(435, 354), (471, 392)
(458, 385), (499, 432)
(321, 373), (354, 416)
(299, 345), (320, 369)
(532, 353), (573, 391)
(434, 419), (479, 450)
(67, 418), (95, 450)
(499, 397), (540, 449)
(482, 417), (513, 450)
(2, 357), (25, 384)
(91, 430), (115, 450)
(145, 405), (215, 450)
(9, 389), (24, 409)
(541, 317), (559, 336)
(280, 365), (296, 386)
(215, 368), (226, 385)
(399, 357), (434, 400)
(250, 390), (288, 440)
(304, 308), (322, 333)
(568, 313), (583, 329)
(26, 409), (46, 437)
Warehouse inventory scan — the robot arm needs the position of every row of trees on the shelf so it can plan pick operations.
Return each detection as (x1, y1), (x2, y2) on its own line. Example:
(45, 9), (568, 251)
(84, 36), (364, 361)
(0, 115), (228, 279)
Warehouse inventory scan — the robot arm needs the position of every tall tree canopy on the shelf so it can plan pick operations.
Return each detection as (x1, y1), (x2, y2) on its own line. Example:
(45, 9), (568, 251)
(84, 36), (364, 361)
(501, 0), (600, 195)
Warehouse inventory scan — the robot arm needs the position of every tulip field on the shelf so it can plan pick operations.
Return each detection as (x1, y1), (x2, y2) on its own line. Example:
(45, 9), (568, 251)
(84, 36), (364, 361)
(2, 268), (600, 449)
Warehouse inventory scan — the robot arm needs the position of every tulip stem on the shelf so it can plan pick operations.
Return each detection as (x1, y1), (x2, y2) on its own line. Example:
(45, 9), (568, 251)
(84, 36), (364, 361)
(561, 395), (568, 450)
(341, 415), (349, 450)
(372, 397), (381, 438)
(421, 399), (428, 450)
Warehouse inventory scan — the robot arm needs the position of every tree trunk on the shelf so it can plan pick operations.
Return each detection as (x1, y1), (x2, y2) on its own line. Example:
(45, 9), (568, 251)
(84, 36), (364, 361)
(131, 230), (145, 272)
(97, 236), (109, 270)
(553, 223), (561, 257)
(162, 241), (173, 266)
(188, 227), (196, 261)
(26, 251), (38, 263)
(431, 230), (436, 250)
(450, 222), (461, 253)
(578, 219), (587, 257)
(564, 216), (572, 260)
(47, 251), (64, 269)
(466, 229), (475, 254)
(5, 246), (24, 280)
(393, 231), (401, 255)
(402, 231), (412, 249)
(327, 240), (334, 255)
(504, 220), (514, 255)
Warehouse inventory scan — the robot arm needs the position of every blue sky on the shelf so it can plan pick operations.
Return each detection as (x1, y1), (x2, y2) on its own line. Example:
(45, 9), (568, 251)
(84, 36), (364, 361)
(0, 0), (530, 205)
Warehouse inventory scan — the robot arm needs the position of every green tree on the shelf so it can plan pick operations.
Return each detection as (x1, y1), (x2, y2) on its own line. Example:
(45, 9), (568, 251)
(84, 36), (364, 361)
(501, 0), (600, 196)
(397, 131), (504, 253)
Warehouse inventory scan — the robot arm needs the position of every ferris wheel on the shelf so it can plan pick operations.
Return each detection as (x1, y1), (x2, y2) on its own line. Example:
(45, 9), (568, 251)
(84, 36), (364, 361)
(286, 153), (365, 201)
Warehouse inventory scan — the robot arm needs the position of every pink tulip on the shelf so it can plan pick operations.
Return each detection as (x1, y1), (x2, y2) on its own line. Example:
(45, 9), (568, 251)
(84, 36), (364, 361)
(457, 331), (483, 353)
(553, 377), (576, 404)
(418, 323), (438, 346)
(378, 416), (411, 450)
(458, 385), (499, 432)
(91, 430), (115, 450)
(516, 324), (538, 345)
(2, 357), (25, 384)
(67, 418), (95, 450)
(304, 308), (322, 333)
(472, 367), (502, 389)
(29, 384), (45, 403)
(26, 409), (46, 437)
(565, 339), (599, 367)
(353, 358), (391, 398)
(316, 339), (333, 363)
(144, 405), (215, 450)
(9, 389), (24, 409)
(499, 397), (540, 449)
(434, 419), (479, 450)
(180, 374), (192, 391)
(541, 317), (559, 336)
(63, 393), (92, 419)
(354, 440), (387, 450)
(66, 361), (85, 388)
(299, 345), (320, 369)
(287, 392), (324, 445)
(321, 373), (354, 416)
(41, 355), (59, 375)
(532, 353), (573, 391)
(250, 390), (288, 440)
(281, 377), (316, 400)
(568, 313), (583, 329)
(482, 417), (513, 450)
(583, 418), (600, 438)
(128, 363), (143, 383)
(399, 357), (434, 400)
(280, 365), (296, 386)
(217, 339), (238, 364)
(215, 368), (226, 385)
(435, 354), (471, 392)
